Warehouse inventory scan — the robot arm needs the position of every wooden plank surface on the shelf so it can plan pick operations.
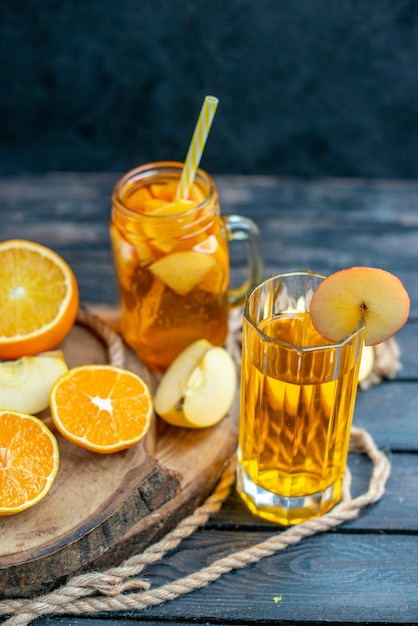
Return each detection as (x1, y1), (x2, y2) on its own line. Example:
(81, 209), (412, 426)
(2, 174), (418, 306)
(111, 532), (418, 624)
(0, 174), (417, 625)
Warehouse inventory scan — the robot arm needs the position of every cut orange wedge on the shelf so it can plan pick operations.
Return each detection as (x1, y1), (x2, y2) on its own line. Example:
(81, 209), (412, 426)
(50, 365), (153, 453)
(0, 410), (59, 515)
(0, 239), (79, 359)
(125, 186), (153, 212)
(149, 181), (205, 204)
(149, 181), (178, 201)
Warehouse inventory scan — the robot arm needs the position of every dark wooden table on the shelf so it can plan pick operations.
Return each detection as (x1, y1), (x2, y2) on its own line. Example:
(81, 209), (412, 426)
(1, 173), (418, 625)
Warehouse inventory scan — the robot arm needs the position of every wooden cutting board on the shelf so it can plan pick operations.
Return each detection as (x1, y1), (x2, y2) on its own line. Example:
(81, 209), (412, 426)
(0, 309), (240, 599)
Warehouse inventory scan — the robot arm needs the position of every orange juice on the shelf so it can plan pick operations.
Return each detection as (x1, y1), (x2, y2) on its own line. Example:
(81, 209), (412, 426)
(237, 272), (365, 526)
(111, 163), (264, 371)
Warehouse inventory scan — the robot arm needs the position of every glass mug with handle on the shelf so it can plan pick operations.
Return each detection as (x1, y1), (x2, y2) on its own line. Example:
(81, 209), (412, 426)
(237, 271), (365, 526)
(110, 161), (264, 371)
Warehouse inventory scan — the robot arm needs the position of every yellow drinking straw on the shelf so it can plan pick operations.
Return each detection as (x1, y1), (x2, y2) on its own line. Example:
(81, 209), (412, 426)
(176, 95), (219, 200)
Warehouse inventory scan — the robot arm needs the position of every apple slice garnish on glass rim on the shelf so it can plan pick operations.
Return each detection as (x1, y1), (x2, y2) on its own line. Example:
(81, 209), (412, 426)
(309, 267), (410, 346)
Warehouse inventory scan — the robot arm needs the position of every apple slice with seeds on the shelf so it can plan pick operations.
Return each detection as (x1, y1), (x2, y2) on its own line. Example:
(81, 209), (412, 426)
(309, 267), (410, 346)
(154, 339), (237, 428)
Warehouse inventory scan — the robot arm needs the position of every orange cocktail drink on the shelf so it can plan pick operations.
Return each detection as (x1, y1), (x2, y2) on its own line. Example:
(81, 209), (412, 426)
(111, 162), (263, 371)
(237, 272), (365, 526)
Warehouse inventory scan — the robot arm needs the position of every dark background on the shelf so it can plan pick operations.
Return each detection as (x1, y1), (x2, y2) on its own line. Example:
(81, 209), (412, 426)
(1, 0), (417, 178)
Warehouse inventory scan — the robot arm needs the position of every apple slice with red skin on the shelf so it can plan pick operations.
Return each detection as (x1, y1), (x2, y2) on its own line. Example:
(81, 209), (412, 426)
(309, 267), (410, 346)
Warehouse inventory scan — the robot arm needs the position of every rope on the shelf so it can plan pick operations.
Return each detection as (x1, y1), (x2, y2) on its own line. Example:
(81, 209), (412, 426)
(0, 308), (396, 625)
(76, 306), (126, 368)
(0, 427), (390, 626)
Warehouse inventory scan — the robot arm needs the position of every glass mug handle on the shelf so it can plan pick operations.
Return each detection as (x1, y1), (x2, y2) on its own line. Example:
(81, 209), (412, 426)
(223, 214), (264, 307)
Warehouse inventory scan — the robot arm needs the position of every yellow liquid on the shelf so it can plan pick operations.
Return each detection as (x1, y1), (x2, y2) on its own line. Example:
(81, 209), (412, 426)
(111, 178), (229, 371)
(238, 312), (361, 525)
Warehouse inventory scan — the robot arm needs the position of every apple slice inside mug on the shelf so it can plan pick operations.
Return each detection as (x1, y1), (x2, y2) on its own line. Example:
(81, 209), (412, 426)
(149, 251), (216, 295)
(155, 339), (237, 428)
(309, 267), (410, 346)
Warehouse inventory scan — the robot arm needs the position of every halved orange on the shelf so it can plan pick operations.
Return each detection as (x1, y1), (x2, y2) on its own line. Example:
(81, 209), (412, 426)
(0, 410), (59, 515)
(0, 239), (79, 359)
(50, 365), (153, 453)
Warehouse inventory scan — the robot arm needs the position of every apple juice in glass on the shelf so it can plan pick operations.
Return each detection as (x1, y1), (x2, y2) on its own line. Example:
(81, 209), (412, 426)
(110, 161), (263, 371)
(237, 271), (365, 526)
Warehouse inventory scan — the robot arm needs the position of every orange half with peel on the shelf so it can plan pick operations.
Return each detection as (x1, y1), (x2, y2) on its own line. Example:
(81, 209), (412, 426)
(0, 410), (59, 515)
(50, 365), (153, 454)
(0, 239), (79, 359)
